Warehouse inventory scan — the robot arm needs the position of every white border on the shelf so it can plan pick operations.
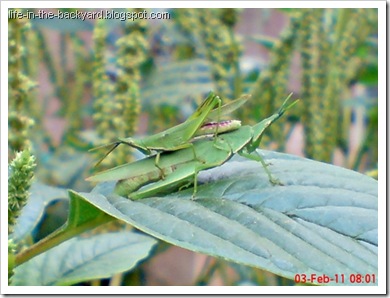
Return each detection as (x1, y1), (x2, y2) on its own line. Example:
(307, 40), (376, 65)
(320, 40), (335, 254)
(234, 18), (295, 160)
(0, 1), (385, 9)
(1, 1), (386, 295)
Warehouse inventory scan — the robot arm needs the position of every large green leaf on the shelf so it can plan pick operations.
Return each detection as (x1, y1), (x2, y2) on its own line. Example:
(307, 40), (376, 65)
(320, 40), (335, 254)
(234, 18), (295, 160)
(11, 183), (68, 243)
(11, 232), (157, 286)
(80, 150), (378, 285)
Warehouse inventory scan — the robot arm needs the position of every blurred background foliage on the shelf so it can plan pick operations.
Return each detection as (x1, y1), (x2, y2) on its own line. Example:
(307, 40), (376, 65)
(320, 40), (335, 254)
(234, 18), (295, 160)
(8, 8), (378, 286)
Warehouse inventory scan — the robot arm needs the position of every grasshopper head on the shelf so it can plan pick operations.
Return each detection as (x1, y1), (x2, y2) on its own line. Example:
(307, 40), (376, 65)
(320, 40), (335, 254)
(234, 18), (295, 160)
(118, 137), (150, 155)
(118, 137), (139, 147)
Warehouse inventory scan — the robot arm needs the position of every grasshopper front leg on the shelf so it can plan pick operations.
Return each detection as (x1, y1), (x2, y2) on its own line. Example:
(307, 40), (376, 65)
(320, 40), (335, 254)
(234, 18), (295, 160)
(153, 143), (207, 180)
(213, 96), (221, 145)
(153, 152), (166, 179)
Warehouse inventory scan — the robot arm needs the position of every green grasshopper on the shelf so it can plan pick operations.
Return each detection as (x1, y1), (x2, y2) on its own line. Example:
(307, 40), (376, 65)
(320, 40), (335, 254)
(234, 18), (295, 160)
(87, 119), (242, 192)
(88, 94), (298, 200)
(91, 92), (250, 168)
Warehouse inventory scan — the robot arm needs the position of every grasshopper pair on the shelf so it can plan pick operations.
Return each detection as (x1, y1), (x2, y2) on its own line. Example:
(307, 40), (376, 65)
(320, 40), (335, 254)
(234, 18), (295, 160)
(91, 91), (249, 170)
(88, 93), (298, 200)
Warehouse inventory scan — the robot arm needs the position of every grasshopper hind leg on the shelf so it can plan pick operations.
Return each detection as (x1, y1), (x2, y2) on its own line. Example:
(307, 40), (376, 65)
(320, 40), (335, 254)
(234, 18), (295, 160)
(239, 150), (283, 186)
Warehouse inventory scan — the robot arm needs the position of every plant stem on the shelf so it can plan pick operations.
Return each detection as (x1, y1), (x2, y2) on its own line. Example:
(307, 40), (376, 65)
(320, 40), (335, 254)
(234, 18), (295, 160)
(15, 214), (113, 266)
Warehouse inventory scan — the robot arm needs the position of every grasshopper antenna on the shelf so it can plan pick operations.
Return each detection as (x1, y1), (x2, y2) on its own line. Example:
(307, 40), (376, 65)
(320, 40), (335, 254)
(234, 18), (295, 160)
(90, 142), (120, 168)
